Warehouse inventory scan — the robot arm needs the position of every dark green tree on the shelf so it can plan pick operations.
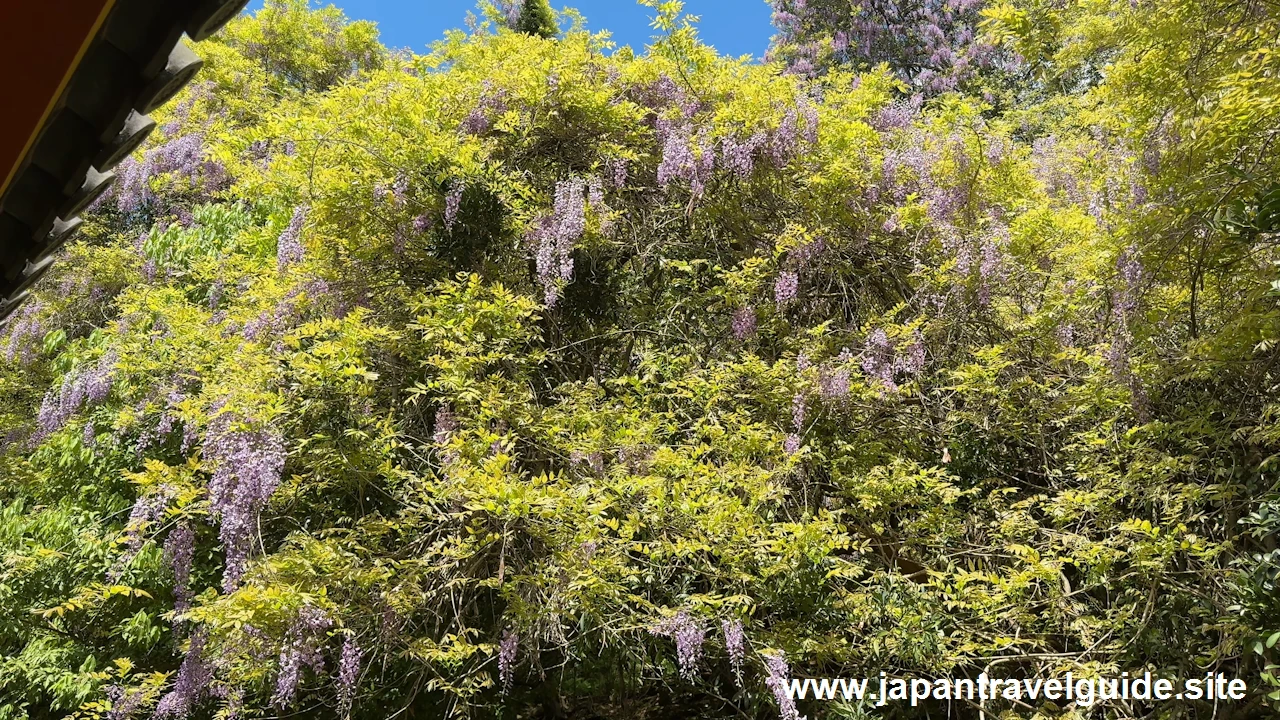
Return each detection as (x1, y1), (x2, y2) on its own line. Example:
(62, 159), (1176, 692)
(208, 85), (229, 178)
(513, 0), (557, 39)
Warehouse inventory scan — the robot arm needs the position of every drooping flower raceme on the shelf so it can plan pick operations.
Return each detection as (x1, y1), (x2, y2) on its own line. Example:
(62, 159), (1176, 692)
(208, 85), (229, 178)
(272, 606), (332, 709)
(204, 410), (286, 591)
(532, 178), (587, 307)
(775, 271), (799, 307)
(277, 205), (309, 270)
(861, 328), (898, 392)
(649, 611), (705, 680)
(498, 629), (518, 693)
(34, 353), (116, 443)
(153, 629), (214, 718)
(444, 183), (464, 231)
(109, 484), (178, 580)
(732, 306), (757, 341)
(763, 650), (800, 720)
(165, 522), (196, 614)
(338, 634), (363, 710)
(722, 620), (745, 682)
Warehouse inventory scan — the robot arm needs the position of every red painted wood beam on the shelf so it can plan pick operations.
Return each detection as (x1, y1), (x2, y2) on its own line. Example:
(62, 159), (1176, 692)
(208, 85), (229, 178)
(0, 0), (117, 199)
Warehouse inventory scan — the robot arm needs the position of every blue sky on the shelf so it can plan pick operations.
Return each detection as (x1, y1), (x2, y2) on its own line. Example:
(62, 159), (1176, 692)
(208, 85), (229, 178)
(244, 1), (777, 59)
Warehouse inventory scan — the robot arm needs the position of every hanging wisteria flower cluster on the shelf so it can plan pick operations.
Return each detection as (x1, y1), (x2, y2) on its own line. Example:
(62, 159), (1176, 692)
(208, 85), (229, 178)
(3, 301), (46, 365)
(34, 352), (115, 443)
(722, 620), (746, 681)
(860, 328), (926, 392)
(337, 634), (363, 710)
(204, 409), (287, 590)
(165, 522), (196, 614)
(444, 183), (464, 231)
(649, 611), (705, 680)
(153, 630), (214, 718)
(498, 629), (518, 693)
(763, 650), (801, 720)
(460, 80), (510, 135)
(531, 177), (587, 307)
(277, 205), (309, 270)
(273, 606), (333, 708)
(104, 133), (231, 215)
(769, 0), (1005, 94)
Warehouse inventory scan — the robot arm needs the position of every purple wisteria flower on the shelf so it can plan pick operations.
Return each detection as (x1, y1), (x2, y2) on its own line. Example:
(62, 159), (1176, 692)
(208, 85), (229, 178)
(460, 82), (509, 135)
(34, 353), (115, 443)
(732, 306), (757, 341)
(784, 434), (801, 455)
(819, 363), (851, 401)
(272, 607), (332, 709)
(412, 213), (432, 235)
(498, 629), (518, 693)
(791, 394), (806, 430)
(605, 158), (629, 188)
(763, 650), (800, 720)
(204, 410), (286, 591)
(657, 119), (695, 189)
(861, 329), (898, 392)
(775, 271), (799, 307)
(165, 522), (196, 614)
(154, 629), (214, 718)
(649, 611), (705, 680)
(104, 134), (230, 215)
(1115, 245), (1143, 316)
(444, 184), (464, 231)
(277, 205), (308, 270)
(3, 301), (46, 365)
(895, 329), (927, 378)
(721, 132), (765, 179)
(106, 685), (144, 720)
(531, 177), (587, 307)
(722, 619), (745, 682)
(338, 634), (363, 710)
(110, 484), (178, 580)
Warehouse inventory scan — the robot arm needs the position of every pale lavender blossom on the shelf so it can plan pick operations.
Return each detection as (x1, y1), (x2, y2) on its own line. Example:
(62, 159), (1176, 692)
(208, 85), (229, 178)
(392, 174), (409, 205)
(763, 651), (800, 720)
(896, 329), (926, 378)
(819, 363), (851, 400)
(722, 619), (745, 681)
(165, 523), (195, 614)
(796, 352), (811, 372)
(338, 634), (363, 710)
(650, 611), (705, 680)
(657, 119), (695, 189)
(532, 178), (587, 307)
(498, 629), (518, 693)
(721, 132), (765, 179)
(277, 205), (308, 270)
(153, 630), (214, 718)
(732, 306), (756, 341)
(106, 684), (144, 720)
(861, 329), (897, 392)
(205, 410), (286, 591)
(413, 214), (431, 234)
(605, 158), (629, 188)
(4, 301), (46, 364)
(33, 355), (115, 443)
(784, 434), (801, 455)
(775, 271), (799, 307)
(272, 607), (332, 709)
(791, 394), (806, 430)
(444, 184), (464, 231)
